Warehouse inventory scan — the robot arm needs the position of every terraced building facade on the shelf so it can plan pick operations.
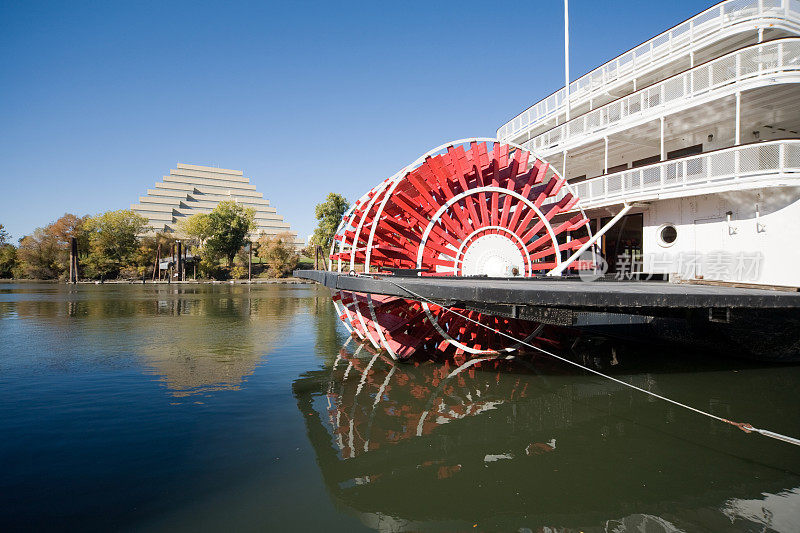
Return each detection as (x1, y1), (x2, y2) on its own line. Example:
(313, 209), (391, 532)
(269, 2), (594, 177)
(131, 163), (302, 245)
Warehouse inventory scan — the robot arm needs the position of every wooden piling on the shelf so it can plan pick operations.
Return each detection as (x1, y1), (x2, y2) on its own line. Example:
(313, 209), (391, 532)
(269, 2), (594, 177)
(69, 237), (74, 283)
(153, 242), (161, 282)
(69, 237), (79, 283)
(176, 241), (183, 282)
(314, 245), (323, 271)
(169, 243), (175, 283)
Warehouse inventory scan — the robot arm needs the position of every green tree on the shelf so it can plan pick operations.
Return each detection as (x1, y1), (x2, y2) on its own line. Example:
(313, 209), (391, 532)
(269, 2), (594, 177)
(204, 201), (256, 267)
(135, 232), (176, 279)
(0, 224), (15, 278)
(83, 209), (149, 278)
(13, 214), (89, 279)
(16, 227), (61, 279)
(49, 213), (89, 249)
(49, 213), (90, 274)
(257, 232), (299, 278)
(0, 243), (17, 278)
(177, 213), (212, 247)
(312, 193), (349, 251)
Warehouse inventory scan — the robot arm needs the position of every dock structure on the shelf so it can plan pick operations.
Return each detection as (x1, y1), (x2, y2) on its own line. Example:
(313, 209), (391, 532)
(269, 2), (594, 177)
(297, 269), (800, 361)
(297, 270), (800, 318)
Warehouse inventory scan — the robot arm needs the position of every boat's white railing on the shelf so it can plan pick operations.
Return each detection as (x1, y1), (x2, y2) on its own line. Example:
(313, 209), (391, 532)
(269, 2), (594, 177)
(546, 140), (800, 209)
(498, 0), (800, 142)
(525, 39), (800, 154)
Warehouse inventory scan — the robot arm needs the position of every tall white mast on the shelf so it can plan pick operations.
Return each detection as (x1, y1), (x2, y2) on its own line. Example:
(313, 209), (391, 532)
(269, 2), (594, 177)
(563, 0), (570, 178)
(564, 0), (570, 122)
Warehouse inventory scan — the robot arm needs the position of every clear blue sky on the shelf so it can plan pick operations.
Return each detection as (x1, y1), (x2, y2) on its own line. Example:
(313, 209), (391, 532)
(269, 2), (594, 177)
(0, 0), (714, 242)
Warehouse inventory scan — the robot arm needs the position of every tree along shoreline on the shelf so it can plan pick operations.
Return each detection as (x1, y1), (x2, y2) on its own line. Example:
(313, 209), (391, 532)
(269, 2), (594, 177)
(1, 201), (304, 282)
(3, 190), (349, 282)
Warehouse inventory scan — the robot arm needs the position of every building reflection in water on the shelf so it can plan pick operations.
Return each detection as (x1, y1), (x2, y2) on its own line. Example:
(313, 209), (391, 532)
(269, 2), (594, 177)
(294, 339), (800, 532)
(134, 285), (332, 397)
(135, 288), (291, 397)
(2, 283), (326, 398)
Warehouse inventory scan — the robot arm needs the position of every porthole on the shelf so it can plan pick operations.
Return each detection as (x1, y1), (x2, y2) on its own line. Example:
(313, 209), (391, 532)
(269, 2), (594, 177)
(658, 224), (678, 247)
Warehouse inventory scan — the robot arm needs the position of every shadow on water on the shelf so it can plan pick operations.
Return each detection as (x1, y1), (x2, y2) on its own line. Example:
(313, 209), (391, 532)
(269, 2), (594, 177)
(294, 336), (800, 532)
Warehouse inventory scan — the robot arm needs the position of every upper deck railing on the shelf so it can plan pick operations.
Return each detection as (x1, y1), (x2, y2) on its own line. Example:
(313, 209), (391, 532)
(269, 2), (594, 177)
(525, 38), (800, 154)
(547, 139), (800, 210)
(497, 0), (800, 142)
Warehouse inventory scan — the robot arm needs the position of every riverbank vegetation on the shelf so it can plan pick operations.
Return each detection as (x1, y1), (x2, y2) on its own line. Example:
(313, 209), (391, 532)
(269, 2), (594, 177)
(310, 193), (349, 250)
(0, 201), (302, 281)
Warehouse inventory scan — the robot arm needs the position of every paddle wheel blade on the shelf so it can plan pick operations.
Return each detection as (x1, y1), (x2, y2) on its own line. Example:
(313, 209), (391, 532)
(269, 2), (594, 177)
(327, 138), (594, 360)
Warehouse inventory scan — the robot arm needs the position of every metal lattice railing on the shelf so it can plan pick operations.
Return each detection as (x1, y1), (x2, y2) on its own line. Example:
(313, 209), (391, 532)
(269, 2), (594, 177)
(524, 39), (800, 154)
(497, 0), (800, 142)
(545, 140), (800, 209)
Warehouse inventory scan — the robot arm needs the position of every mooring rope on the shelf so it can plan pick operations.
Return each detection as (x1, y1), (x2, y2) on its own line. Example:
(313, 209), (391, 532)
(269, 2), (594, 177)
(373, 275), (800, 447)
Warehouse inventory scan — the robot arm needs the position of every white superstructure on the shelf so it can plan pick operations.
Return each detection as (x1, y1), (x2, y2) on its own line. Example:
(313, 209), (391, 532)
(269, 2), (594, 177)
(132, 163), (303, 245)
(499, 0), (800, 287)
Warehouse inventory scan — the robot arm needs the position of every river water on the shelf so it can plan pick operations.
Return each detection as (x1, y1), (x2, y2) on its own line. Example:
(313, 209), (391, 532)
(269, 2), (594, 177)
(1, 283), (798, 532)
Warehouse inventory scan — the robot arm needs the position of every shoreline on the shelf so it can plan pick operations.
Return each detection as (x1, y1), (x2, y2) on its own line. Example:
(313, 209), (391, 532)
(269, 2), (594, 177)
(0, 278), (313, 285)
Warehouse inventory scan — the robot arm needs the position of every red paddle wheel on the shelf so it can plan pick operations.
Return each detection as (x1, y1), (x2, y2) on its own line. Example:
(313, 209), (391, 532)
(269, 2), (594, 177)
(328, 138), (593, 361)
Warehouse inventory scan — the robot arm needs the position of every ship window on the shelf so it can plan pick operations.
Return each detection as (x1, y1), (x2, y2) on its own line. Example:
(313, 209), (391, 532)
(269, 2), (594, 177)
(632, 155), (660, 168)
(659, 224), (678, 246)
(668, 144), (703, 160)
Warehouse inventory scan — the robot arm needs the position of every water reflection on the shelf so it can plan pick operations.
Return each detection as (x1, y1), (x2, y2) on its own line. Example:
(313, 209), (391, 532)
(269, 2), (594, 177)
(295, 339), (800, 531)
(0, 283), (325, 397)
(2, 283), (798, 530)
(133, 287), (309, 397)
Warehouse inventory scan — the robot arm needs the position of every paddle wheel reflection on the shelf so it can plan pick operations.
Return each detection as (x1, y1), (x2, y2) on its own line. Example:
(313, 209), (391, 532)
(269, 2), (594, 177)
(321, 339), (566, 461)
(293, 340), (800, 530)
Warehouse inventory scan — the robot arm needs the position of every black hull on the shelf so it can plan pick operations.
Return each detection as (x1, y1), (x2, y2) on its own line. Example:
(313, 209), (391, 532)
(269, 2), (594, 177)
(578, 308), (800, 362)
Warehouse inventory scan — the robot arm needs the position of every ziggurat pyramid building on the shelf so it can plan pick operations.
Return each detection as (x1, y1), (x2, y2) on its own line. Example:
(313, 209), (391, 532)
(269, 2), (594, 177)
(132, 163), (302, 245)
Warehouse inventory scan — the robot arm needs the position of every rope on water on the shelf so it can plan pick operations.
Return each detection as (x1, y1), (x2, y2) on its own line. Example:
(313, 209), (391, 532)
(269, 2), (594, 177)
(374, 275), (800, 447)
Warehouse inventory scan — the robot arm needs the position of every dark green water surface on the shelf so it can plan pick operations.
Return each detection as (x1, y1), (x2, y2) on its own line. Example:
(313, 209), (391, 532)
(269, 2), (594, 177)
(1, 283), (799, 532)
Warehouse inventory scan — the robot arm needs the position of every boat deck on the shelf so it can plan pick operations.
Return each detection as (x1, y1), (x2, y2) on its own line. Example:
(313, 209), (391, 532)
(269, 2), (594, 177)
(295, 270), (800, 314)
